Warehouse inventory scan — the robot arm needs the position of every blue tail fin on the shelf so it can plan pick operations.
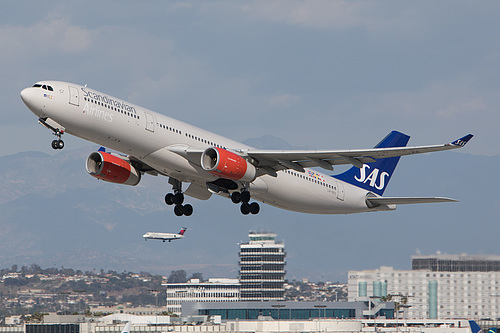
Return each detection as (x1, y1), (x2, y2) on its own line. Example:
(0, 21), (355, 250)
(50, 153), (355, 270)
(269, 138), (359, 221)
(469, 320), (483, 333)
(333, 131), (410, 196)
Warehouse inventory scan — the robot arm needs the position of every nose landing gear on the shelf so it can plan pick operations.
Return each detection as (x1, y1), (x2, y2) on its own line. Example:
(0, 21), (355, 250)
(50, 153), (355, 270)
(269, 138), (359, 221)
(38, 118), (65, 150)
(51, 137), (64, 150)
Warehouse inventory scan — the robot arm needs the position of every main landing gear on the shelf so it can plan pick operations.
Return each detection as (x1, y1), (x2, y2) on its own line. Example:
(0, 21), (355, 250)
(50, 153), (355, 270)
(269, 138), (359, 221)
(231, 190), (260, 215)
(164, 178), (193, 217)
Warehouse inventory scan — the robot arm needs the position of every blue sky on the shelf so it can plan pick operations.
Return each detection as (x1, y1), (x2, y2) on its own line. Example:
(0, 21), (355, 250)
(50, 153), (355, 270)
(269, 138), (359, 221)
(3, 1), (498, 156)
(1, 1), (499, 280)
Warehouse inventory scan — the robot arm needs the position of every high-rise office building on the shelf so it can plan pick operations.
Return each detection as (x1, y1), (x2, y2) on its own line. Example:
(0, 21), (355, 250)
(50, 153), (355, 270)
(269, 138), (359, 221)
(239, 232), (286, 301)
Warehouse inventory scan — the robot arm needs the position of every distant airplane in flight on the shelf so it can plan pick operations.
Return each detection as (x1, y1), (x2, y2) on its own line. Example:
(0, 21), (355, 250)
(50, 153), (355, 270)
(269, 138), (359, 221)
(20, 81), (473, 216)
(143, 227), (187, 242)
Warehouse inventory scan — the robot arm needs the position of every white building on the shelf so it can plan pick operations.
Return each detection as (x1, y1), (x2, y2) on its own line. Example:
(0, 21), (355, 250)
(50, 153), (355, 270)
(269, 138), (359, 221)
(164, 278), (240, 315)
(348, 254), (500, 320)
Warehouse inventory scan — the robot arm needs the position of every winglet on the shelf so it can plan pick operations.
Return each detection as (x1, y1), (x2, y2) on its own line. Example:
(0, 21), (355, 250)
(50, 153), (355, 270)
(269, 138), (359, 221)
(451, 134), (473, 147)
(98, 146), (106, 152)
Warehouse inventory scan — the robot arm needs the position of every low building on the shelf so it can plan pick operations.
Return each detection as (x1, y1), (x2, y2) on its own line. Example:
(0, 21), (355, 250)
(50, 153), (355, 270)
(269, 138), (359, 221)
(164, 278), (240, 315)
(181, 301), (395, 320)
(90, 305), (169, 316)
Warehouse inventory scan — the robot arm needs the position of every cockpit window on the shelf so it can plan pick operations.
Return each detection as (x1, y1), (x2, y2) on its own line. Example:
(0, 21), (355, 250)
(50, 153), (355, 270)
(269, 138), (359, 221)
(35, 84), (54, 91)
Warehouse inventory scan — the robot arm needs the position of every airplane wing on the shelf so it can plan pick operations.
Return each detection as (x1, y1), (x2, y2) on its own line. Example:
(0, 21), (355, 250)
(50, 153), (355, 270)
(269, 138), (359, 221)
(243, 134), (473, 174)
(169, 134), (473, 176)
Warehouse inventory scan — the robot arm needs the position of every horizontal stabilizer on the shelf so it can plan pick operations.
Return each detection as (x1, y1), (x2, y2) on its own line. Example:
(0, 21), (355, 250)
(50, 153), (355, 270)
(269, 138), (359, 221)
(367, 196), (458, 207)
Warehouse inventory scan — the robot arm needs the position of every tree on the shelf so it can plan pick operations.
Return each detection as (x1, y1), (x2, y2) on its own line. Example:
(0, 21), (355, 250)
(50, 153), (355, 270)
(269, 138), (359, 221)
(30, 264), (42, 274)
(168, 270), (187, 283)
(189, 272), (204, 282)
(380, 294), (392, 302)
(25, 313), (46, 323)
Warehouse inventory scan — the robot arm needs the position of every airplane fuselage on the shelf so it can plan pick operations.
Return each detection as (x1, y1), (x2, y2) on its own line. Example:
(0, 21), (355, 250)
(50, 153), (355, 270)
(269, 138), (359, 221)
(22, 81), (453, 215)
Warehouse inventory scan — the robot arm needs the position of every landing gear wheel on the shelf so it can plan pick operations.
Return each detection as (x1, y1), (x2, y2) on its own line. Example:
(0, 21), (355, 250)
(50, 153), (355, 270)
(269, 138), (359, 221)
(241, 203), (250, 215)
(173, 193), (184, 205)
(51, 139), (64, 150)
(182, 204), (193, 216)
(174, 205), (184, 216)
(240, 191), (251, 203)
(249, 202), (260, 215)
(167, 178), (192, 217)
(231, 192), (241, 204)
(165, 193), (174, 205)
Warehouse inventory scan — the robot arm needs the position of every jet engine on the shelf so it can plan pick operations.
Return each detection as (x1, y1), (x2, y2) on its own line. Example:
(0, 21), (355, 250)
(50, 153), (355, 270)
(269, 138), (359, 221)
(86, 151), (141, 186)
(201, 147), (256, 182)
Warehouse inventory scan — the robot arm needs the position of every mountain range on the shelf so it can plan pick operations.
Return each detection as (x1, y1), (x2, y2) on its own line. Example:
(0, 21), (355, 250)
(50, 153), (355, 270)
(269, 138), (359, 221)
(0, 136), (497, 282)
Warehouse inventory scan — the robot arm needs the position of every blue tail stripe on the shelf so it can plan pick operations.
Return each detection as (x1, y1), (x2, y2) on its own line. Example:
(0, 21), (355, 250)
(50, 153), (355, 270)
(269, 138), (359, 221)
(332, 131), (410, 196)
(469, 320), (483, 333)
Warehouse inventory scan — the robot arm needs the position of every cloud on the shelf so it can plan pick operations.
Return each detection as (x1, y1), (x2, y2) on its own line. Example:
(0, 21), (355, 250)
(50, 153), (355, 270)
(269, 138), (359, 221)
(0, 18), (91, 58)
(358, 75), (490, 119)
(265, 93), (300, 108)
(436, 96), (486, 118)
(241, 0), (369, 30)
(234, 0), (429, 39)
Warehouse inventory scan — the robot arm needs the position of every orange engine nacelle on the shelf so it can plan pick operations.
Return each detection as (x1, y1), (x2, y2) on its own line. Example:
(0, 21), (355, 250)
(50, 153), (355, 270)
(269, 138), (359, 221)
(86, 151), (141, 186)
(201, 147), (256, 182)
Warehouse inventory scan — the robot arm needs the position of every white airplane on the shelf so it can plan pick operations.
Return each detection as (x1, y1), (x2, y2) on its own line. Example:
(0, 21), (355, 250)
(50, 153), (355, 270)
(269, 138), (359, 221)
(20, 81), (473, 217)
(143, 227), (187, 242)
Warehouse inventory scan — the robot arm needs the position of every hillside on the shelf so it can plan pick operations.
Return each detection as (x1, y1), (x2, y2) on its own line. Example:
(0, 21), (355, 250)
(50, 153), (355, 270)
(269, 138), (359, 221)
(0, 140), (498, 281)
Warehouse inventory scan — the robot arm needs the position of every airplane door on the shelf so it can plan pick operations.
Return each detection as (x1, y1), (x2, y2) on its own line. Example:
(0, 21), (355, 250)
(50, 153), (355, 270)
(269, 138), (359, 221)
(336, 181), (345, 201)
(69, 86), (79, 106)
(145, 112), (155, 132)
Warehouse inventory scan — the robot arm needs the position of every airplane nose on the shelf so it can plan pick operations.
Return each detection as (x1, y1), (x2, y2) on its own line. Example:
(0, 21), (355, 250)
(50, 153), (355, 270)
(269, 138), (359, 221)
(20, 87), (42, 116)
(20, 87), (36, 109)
(20, 88), (30, 104)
